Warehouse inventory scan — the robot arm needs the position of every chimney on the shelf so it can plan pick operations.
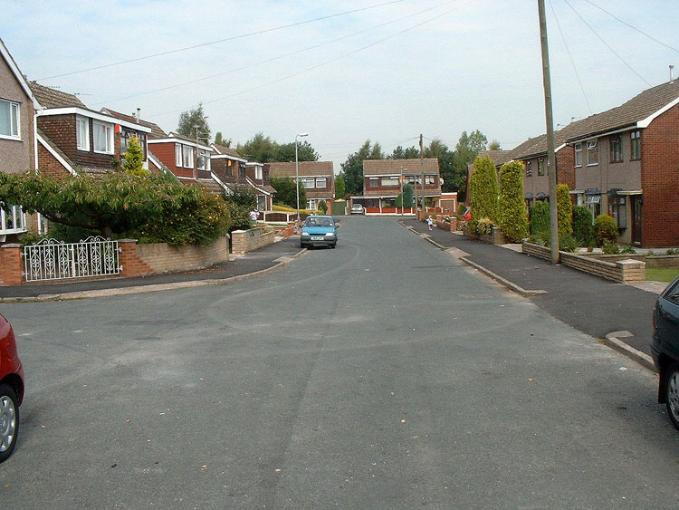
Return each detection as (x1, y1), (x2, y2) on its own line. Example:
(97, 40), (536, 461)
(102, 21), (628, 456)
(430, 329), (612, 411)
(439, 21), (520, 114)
(135, 108), (141, 122)
(670, 65), (675, 83)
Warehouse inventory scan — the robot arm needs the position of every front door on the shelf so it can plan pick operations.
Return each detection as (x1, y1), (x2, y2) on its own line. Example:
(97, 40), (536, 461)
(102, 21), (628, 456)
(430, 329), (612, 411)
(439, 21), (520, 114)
(631, 196), (642, 245)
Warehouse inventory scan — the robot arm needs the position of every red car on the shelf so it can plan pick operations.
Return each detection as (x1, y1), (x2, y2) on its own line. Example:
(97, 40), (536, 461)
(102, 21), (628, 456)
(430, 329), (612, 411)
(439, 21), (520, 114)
(0, 313), (23, 463)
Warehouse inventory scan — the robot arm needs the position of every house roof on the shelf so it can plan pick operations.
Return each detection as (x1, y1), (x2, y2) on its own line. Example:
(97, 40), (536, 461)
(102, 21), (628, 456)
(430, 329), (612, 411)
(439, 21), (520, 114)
(476, 149), (513, 166)
(565, 79), (679, 142)
(148, 132), (212, 151)
(363, 158), (439, 176)
(267, 161), (334, 178)
(29, 81), (87, 109)
(211, 143), (244, 159)
(101, 108), (167, 138)
(0, 38), (41, 109)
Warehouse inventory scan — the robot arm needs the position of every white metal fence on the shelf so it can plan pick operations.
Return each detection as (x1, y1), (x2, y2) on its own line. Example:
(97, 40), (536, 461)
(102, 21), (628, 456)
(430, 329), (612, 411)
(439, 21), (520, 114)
(24, 236), (121, 282)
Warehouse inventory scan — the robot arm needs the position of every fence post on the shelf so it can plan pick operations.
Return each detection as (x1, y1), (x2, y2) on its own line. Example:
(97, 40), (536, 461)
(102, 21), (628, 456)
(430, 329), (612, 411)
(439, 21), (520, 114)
(0, 244), (23, 286)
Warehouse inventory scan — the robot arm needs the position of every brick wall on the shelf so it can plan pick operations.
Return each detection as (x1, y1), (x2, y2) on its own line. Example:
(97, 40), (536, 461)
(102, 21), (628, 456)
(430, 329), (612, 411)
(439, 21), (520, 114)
(38, 142), (72, 177)
(522, 241), (552, 261)
(231, 228), (277, 255)
(557, 145), (575, 189)
(0, 244), (22, 286)
(641, 104), (679, 247)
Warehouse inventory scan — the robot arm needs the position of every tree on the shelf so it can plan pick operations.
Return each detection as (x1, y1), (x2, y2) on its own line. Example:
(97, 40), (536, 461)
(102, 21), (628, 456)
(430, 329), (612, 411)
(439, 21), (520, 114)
(341, 140), (384, 196)
(335, 172), (346, 199)
(318, 200), (328, 215)
(489, 140), (501, 150)
(275, 141), (319, 162)
(469, 155), (499, 222)
(451, 130), (488, 201)
(121, 135), (146, 176)
(556, 184), (573, 237)
(395, 183), (414, 208)
(270, 176), (306, 209)
(214, 132), (231, 147)
(237, 132), (277, 162)
(177, 103), (210, 143)
(224, 188), (256, 232)
(498, 161), (528, 242)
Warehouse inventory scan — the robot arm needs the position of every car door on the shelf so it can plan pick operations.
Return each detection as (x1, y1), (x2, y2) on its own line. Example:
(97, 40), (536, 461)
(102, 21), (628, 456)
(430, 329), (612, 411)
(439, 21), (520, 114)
(658, 280), (679, 360)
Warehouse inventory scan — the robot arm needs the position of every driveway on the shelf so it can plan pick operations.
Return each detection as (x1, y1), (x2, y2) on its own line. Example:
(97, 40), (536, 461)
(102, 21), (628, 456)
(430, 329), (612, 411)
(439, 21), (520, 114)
(0, 216), (677, 509)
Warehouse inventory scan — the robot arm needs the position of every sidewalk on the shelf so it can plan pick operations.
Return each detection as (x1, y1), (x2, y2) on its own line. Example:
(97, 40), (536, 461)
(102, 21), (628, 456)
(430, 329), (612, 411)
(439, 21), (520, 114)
(404, 219), (657, 356)
(0, 238), (303, 300)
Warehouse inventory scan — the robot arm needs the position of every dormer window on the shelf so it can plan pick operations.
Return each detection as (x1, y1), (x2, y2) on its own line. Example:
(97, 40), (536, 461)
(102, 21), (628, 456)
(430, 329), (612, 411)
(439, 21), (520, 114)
(175, 143), (182, 167)
(76, 116), (89, 150)
(93, 121), (114, 154)
(182, 145), (194, 168)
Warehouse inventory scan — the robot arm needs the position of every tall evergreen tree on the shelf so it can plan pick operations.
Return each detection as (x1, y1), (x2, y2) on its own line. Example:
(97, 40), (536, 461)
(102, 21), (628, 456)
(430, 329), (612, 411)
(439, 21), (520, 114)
(498, 160), (528, 241)
(177, 103), (210, 143)
(469, 155), (499, 222)
(121, 135), (146, 176)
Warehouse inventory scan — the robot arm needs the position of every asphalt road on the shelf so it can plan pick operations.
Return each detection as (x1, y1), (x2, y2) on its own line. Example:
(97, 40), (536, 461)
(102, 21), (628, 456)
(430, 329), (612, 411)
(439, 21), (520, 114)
(1, 216), (678, 509)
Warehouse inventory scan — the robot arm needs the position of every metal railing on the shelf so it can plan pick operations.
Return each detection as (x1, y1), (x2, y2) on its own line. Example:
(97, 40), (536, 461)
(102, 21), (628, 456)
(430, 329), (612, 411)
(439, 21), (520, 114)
(24, 236), (121, 282)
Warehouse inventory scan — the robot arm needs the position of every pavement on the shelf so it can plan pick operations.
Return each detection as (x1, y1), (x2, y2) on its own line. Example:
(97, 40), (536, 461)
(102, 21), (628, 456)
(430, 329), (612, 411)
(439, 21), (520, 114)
(1, 216), (678, 509)
(404, 219), (658, 356)
(0, 238), (302, 300)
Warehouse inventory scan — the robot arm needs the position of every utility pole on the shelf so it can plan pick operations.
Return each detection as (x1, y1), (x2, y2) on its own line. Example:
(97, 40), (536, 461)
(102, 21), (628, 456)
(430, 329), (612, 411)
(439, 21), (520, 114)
(400, 165), (404, 217)
(419, 133), (425, 213)
(538, 0), (559, 264)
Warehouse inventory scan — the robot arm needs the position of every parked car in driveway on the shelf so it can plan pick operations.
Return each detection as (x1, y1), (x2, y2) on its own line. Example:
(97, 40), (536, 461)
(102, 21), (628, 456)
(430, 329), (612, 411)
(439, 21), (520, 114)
(0, 314), (24, 463)
(652, 276), (679, 430)
(300, 215), (338, 249)
(350, 204), (365, 215)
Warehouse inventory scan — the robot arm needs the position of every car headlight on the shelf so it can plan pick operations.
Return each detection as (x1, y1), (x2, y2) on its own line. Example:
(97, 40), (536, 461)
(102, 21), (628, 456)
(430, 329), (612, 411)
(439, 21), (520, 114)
(301, 231), (310, 237)
(325, 232), (336, 237)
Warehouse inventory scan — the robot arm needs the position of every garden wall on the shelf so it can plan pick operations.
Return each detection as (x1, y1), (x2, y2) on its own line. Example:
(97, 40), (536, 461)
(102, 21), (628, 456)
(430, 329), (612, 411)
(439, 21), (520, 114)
(231, 228), (277, 256)
(585, 253), (679, 269)
(522, 242), (552, 261)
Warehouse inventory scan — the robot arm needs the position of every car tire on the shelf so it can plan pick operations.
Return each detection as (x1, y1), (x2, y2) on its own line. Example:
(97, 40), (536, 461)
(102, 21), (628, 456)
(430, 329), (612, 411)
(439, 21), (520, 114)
(665, 364), (679, 431)
(330, 243), (336, 249)
(0, 383), (19, 463)
(300, 243), (306, 249)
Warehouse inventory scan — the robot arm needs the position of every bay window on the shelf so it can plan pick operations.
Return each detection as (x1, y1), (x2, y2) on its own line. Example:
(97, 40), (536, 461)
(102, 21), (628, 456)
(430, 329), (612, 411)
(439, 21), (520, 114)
(76, 116), (89, 150)
(0, 204), (26, 234)
(0, 99), (20, 139)
(93, 121), (113, 154)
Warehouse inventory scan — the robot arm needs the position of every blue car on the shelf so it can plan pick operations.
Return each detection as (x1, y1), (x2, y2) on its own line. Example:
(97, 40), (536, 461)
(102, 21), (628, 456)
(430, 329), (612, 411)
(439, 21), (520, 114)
(300, 216), (338, 249)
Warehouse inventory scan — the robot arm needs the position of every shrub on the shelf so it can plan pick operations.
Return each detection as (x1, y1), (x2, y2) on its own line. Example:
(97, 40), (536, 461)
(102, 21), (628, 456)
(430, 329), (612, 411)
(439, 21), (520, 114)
(318, 200), (328, 215)
(529, 233), (548, 246)
(121, 135), (147, 176)
(556, 184), (573, 237)
(559, 234), (577, 253)
(270, 176), (306, 208)
(602, 240), (620, 254)
(464, 218), (479, 237)
(573, 206), (594, 246)
(457, 203), (466, 217)
(477, 217), (494, 235)
(498, 161), (529, 242)
(469, 155), (499, 223)
(530, 201), (550, 237)
(594, 214), (618, 246)
(667, 248), (679, 255)
(620, 245), (636, 254)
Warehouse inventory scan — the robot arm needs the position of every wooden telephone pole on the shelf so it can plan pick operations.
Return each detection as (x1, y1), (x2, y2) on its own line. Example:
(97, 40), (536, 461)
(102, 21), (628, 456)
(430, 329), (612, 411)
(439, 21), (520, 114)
(538, 0), (560, 264)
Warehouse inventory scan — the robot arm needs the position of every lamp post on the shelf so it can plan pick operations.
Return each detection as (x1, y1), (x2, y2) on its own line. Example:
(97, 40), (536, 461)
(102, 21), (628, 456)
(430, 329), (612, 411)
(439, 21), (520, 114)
(295, 133), (309, 224)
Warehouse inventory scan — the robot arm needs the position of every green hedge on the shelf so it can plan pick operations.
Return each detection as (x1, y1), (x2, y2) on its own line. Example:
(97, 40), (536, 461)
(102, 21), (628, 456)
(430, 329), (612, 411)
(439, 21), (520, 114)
(573, 206), (594, 246)
(594, 214), (618, 246)
(469, 155), (499, 223)
(556, 184), (573, 237)
(530, 201), (550, 238)
(498, 161), (528, 242)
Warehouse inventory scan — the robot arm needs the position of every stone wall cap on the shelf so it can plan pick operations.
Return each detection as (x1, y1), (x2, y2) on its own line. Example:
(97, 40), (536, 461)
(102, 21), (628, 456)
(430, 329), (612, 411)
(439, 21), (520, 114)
(117, 239), (139, 243)
(616, 258), (646, 268)
(0, 243), (22, 248)
(231, 230), (246, 234)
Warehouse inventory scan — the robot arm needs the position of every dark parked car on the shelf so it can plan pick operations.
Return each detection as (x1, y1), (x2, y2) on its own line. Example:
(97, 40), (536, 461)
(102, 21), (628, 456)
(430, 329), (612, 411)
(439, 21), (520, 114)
(652, 276), (679, 430)
(0, 314), (24, 463)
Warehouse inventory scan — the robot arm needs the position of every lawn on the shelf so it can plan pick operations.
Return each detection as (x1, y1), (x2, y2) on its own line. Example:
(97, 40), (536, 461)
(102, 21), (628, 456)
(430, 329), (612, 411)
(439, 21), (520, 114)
(646, 267), (679, 283)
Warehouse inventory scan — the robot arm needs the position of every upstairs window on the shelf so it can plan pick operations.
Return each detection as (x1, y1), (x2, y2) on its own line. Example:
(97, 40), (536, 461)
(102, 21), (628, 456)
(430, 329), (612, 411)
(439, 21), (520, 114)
(301, 177), (315, 189)
(197, 150), (210, 171)
(0, 99), (20, 139)
(574, 143), (583, 167)
(255, 166), (263, 180)
(175, 143), (183, 167)
(424, 175), (436, 185)
(93, 121), (113, 154)
(368, 177), (379, 187)
(538, 158), (545, 176)
(381, 176), (399, 186)
(315, 177), (327, 188)
(586, 140), (599, 165)
(182, 145), (194, 168)
(76, 116), (89, 150)
(610, 135), (623, 163)
(526, 160), (532, 177)
(631, 130), (641, 160)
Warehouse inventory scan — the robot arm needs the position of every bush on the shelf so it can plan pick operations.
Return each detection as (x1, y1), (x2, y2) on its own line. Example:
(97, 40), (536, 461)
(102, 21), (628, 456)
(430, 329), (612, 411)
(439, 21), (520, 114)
(464, 218), (479, 237)
(602, 240), (620, 254)
(270, 177), (306, 208)
(529, 233), (548, 246)
(556, 184), (573, 237)
(318, 200), (328, 215)
(559, 234), (577, 253)
(469, 155), (499, 223)
(667, 248), (679, 255)
(620, 245), (636, 254)
(477, 217), (494, 235)
(573, 206), (594, 246)
(530, 201), (550, 238)
(594, 214), (618, 246)
(498, 161), (529, 242)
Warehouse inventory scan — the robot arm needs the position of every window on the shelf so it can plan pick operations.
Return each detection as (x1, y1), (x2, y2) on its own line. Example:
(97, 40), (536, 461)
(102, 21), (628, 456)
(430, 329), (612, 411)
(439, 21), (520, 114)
(175, 143), (183, 167)
(182, 145), (194, 168)
(526, 161), (532, 177)
(307, 199), (317, 210)
(610, 135), (623, 163)
(315, 177), (327, 188)
(0, 204), (26, 233)
(631, 130), (641, 160)
(368, 177), (379, 187)
(381, 176), (399, 186)
(575, 143), (582, 167)
(424, 175), (436, 185)
(76, 116), (89, 150)
(239, 164), (246, 178)
(255, 166), (263, 180)
(586, 140), (598, 165)
(197, 150), (210, 171)
(93, 121), (113, 154)
(538, 158), (545, 176)
(610, 196), (627, 229)
(0, 99), (20, 139)
(406, 175), (419, 184)
(302, 177), (315, 189)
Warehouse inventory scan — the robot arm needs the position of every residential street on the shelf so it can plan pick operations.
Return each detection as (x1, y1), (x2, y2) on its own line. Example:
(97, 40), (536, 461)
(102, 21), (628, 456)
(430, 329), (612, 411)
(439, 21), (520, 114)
(1, 216), (678, 509)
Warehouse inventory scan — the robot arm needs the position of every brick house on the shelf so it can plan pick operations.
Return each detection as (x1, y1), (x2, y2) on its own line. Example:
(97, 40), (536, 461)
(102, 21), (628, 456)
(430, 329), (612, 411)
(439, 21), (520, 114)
(464, 149), (512, 206)
(0, 38), (41, 240)
(356, 158), (441, 214)
(266, 161), (335, 213)
(211, 144), (275, 210)
(563, 80), (679, 247)
(30, 82), (152, 178)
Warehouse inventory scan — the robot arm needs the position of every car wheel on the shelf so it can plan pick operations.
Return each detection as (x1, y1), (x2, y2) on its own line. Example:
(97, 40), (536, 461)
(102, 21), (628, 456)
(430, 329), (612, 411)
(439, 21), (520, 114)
(665, 364), (679, 431)
(300, 242), (306, 249)
(330, 243), (336, 249)
(0, 383), (19, 463)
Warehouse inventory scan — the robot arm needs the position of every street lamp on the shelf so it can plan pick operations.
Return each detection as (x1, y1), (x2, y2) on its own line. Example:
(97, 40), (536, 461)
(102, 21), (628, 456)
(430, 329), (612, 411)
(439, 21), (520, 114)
(295, 133), (309, 223)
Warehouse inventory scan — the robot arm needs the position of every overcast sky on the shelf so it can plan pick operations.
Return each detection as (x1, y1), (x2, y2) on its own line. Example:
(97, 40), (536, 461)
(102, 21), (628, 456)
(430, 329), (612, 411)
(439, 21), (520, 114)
(2, 0), (678, 170)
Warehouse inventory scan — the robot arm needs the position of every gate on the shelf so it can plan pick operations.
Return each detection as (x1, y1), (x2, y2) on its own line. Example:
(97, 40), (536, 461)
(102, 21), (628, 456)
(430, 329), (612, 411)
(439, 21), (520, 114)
(24, 236), (121, 282)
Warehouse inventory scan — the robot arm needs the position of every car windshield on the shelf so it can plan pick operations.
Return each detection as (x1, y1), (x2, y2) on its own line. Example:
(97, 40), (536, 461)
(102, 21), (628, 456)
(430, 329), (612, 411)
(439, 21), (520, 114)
(352, 205), (361, 209)
(305, 217), (333, 227)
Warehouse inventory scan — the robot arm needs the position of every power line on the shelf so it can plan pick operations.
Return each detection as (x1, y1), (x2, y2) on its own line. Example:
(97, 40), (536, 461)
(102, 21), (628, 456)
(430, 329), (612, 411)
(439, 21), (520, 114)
(149, 2), (459, 118)
(549, 0), (592, 113)
(37, 0), (408, 80)
(95, 1), (445, 107)
(563, 0), (651, 86)
(580, 0), (679, 55)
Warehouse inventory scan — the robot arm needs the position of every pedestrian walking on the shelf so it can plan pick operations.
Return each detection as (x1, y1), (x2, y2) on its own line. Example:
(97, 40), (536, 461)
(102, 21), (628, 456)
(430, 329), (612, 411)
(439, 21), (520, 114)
(426, 215), (433, 231)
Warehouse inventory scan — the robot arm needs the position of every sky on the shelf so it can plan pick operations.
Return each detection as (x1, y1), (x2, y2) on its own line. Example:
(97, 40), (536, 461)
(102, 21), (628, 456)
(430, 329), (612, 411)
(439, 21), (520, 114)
(2, 0), (678, 171)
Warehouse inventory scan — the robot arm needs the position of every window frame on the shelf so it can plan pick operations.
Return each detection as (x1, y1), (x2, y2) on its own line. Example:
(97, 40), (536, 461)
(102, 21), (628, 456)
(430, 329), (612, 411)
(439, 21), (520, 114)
(92, 120), (114, 155)
(526, 160), (532, 177)
(0, 99), (21, 140)
(182, 145), (194, 169)
(586, 140), (599, 166)
(630, 130), (641, 161)
(609, 134), (623, 163)
(76, 115), (89, 151)
(537, 158), (545, 176)
(315, 177), (327, 189)
(255, 166), (263, 180)
(381, 176), (400, 187)
(610, 196), (627, 229)
(574, 143), (583, 167)
(175, 143), (183, 167)
(301, 177), (316, 189)
(0, 203), (27, 234)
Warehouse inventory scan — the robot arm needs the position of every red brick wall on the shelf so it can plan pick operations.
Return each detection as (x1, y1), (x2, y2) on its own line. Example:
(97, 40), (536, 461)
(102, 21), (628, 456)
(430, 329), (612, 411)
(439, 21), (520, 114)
(38, 142), (72, 178)
(556, 145), (575, 189)
(641, 104), (679, 247)
(0, 245), (23, 286)
(149, 141), (196, 178)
